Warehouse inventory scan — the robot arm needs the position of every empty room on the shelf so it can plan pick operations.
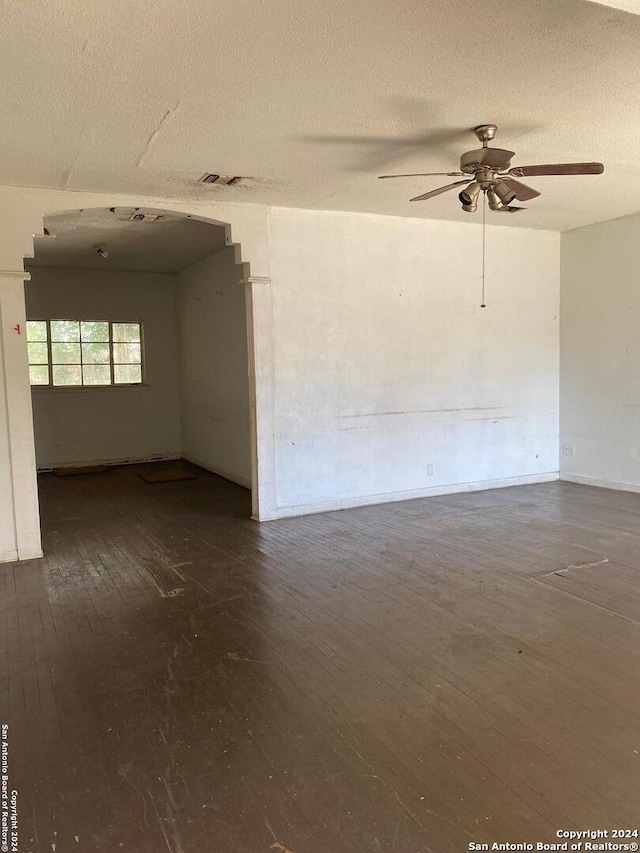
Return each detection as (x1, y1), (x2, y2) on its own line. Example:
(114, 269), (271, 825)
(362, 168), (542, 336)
(0, 1), (639, 851)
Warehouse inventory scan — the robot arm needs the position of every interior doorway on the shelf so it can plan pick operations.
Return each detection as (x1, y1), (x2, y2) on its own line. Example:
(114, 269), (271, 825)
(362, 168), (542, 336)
(24, 206), (254, 523)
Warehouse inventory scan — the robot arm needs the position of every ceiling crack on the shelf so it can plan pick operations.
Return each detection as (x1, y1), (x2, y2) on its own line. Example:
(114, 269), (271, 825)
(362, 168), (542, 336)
(136, 101), (180, 168)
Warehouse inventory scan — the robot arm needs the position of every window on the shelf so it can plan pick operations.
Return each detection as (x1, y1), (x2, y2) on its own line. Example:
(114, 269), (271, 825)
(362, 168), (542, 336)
(27, 320), (143, 387)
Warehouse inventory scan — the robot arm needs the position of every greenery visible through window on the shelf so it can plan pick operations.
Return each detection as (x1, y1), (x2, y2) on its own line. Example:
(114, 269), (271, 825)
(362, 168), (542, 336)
(27, 320), (143, 387)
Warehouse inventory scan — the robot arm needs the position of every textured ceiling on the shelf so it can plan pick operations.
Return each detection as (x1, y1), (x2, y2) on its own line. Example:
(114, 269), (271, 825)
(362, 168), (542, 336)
(29, 209), (226, 273)
(3, 0), (640, 231)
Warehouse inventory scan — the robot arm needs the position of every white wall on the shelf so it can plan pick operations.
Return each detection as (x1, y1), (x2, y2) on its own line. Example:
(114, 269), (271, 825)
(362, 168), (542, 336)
(25, 266), (181, 468)
(177, 246), (251, 487)
(561, 213), (640, 490)
(267, 208), (560, 515)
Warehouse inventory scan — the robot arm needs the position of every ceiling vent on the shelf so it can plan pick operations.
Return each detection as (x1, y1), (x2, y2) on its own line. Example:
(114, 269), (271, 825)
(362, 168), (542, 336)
(128, 212), (163, 222)
(200, 174), (243, 186)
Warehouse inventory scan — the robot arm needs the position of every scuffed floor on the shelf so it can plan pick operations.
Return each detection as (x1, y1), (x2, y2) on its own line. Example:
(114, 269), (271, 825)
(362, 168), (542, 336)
(2, 464), (639, 851)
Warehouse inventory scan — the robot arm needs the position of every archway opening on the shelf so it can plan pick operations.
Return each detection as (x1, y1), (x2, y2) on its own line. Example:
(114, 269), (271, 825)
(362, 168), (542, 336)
(24, 206), (255, 535)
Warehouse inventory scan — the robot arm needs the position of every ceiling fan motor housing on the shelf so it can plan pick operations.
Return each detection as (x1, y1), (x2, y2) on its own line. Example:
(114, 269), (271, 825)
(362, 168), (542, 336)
(460, 148), (512, 174)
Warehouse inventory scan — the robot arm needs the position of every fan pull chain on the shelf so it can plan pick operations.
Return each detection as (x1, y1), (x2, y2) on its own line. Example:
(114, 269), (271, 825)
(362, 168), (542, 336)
(480, 189), (487, 308)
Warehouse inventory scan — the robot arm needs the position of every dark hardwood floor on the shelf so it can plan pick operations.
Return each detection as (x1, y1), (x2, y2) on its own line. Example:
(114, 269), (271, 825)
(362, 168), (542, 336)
(2, 465), (640, 852)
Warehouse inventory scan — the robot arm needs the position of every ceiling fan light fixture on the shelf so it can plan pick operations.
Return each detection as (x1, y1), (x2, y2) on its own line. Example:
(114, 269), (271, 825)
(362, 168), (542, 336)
(458, 181), (481, 212)
(493, 180), (516, 206)
(486, 187), (505, 211)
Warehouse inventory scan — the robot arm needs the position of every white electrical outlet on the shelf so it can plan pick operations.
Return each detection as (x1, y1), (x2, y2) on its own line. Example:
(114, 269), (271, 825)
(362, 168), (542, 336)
(562, 444), (575, 456)
(427, 463), (435, 476)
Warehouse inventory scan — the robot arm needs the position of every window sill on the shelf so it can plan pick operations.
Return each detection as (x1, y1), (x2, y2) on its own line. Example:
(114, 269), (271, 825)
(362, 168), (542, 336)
(31, 383), (150, 393)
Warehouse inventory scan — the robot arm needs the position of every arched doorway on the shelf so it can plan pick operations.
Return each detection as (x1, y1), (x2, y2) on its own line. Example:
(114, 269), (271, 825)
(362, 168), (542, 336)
(24, 205), (260, 552)
(0, 190), (276, 564)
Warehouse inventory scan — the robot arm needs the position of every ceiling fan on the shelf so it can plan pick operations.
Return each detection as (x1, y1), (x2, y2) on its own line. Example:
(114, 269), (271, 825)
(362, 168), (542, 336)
(378, 124), (604, 212)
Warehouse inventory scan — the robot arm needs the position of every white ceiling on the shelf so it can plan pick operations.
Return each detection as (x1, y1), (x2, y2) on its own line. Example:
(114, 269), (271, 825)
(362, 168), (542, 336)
(29, 209), (226, 273)
(3, 0), (640, 231)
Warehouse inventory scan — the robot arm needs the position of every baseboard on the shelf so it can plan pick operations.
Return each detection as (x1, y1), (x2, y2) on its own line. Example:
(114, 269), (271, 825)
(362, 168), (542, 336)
(37, 452), (181, 472)
(0, 547), (43, 564)
(180, 453), (251, 489)
(18, 549), (43, 561)
(560, 472), (640, 494)
(0, 549), (18, 564)
(263, 471), (560, 521)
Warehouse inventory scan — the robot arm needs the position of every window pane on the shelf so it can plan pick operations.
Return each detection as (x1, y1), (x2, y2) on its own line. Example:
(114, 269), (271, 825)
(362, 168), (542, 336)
(114, 364), (142, 384)
(112, 323), (140, 343)
(81, 321), (109, 343)
(82, 365), (111, 385)
(82, 343), (110, 364)
(28, 342), (48, 364)
(50, 320), (80, 342)
(27, 321), (47, 342)
(51, 342), (81, 364)
(113, 342), (141, 364)
(29, 365), (49, 385)
(53, 364), (82, 386)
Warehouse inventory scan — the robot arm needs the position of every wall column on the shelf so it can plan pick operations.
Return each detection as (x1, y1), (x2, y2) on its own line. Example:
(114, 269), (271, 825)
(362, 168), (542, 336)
(0, 271), (42, 560)
(243, 276), (277, 520)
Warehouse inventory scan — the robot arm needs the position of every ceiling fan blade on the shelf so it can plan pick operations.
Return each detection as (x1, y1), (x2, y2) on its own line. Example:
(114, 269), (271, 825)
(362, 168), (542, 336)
(501, 177), (541, 201)
(509, 162), (604, 177)
(379, 172), (464, 179)
(410, 180), (471, 202)
(496, 205), (526, 213)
